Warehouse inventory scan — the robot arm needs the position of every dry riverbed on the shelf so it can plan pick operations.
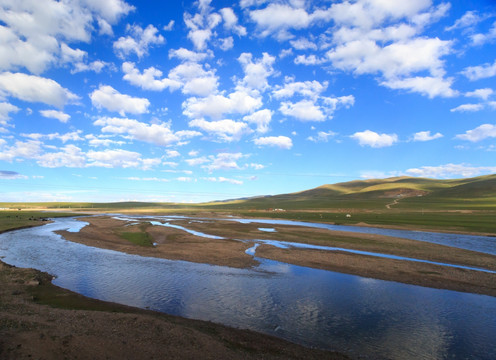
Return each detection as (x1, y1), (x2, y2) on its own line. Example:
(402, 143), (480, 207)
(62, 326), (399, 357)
(60, 216), (496, 297)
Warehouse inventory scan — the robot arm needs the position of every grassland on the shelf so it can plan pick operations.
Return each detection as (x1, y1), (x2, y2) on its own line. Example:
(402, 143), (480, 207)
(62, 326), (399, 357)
(3, 174), (495, 235)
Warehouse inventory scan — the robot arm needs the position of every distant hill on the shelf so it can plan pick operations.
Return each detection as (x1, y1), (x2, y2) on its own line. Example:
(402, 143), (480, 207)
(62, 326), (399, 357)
(209, 174), (496, 210)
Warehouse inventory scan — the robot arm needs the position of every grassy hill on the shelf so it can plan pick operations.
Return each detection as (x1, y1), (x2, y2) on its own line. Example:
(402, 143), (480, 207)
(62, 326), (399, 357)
(209, 174), (496, 211)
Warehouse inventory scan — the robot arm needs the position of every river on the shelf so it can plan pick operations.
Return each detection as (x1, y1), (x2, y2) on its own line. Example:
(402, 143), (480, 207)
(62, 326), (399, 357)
(1, 216), (495, 360)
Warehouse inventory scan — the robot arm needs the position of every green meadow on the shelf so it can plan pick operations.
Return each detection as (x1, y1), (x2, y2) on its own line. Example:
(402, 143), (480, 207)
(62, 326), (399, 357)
(1, 174), (495, 234)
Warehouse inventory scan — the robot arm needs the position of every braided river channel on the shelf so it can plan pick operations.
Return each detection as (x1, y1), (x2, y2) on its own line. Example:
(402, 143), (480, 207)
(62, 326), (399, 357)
(1, 216), (495, 359)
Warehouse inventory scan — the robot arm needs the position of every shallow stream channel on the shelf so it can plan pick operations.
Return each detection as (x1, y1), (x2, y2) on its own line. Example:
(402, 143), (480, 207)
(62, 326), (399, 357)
(1, 216), (496, 359)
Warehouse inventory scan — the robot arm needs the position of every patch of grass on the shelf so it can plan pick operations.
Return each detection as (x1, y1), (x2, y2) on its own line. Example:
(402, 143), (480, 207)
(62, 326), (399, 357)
(0, 210), (77, 233)
(116, 224), (154, 247)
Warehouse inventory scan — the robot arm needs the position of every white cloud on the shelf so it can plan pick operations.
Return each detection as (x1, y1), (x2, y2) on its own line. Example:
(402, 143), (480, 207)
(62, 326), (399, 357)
(219, 37), (234, 51)
(290, 38), (318, 50)
(183, 90), (262, 119)
(405, 164), (496, 179)
(455, 124), (496, 142)
(122, 62), (181, 91)
(445, 11), (485, 31)
(351, 130), (398, 148)
(87, 149), (160, 170)
(72, 60), (110, 74)
(237, 52), (276, 91)
(280, 100), (325, 121)
(465, 88), (493, 100)
(188, 118), (250, 142)
(275, 79), (354, 121)
(0, 0), (132, 74)
(22, 131), (83, 143)
(39, 109), (70, 123)
(273, 80), (327, 100)
(168, 62), (218, 96)
(413, 131), (443, 142)
(184, 0), (222, 50)
(0, 140), (42, 162)
(327, 37), (451, 79)
(249, 3), (332, 40)
(113, 24), (165, 59)
(163, 20), (175, 31)
(307, 130), (336, 142)
(94, 117), (201, 146)
(450, 103), (484, 113)
(125, 177), (170, 182)
(90, 85), (150, 115)
(0, 102), (20, 128)
(0, 72), (79, 107)
(204, 152), (244, 172)
(294, 54), (326, 65)
(243, 109), (272, 133)
(220, 7), (246, 36)
(186, 156), (209, 166)
(202, 176), (243, 185)
(381, 76), (458, 98)
(168, 48), (209, 62)
(37, 144), (86, 168)
(470, 21), (496, 46)
(254, 136), (293, 149)
(461, 60), (496, 81)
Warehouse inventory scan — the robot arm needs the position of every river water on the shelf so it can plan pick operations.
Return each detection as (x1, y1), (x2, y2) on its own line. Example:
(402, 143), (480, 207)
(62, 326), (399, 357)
(1, 217), (495, 360)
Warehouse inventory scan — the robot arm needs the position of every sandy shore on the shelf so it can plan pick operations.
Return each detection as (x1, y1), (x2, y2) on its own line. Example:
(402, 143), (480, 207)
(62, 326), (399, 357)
(59, 216), (496, 297)
(0, 260), (346, 359)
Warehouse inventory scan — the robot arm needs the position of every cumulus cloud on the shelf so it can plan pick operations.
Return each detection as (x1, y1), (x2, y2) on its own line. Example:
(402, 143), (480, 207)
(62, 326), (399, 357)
(275, 78), (354, 121)
(254, 136), (293, 149)
(412, 131), (443, 142)
(94, 117), (200, 146)
(113, 24), (165, 59)
(237, 52), (275, 91)
(0, 72), (79, 107)
(184, 0), (222, 50)
(351, 130), (398, 148)
(86, 149), (160, 170)
(168, 48), (209, 62)
(243, 109), (272, 133)
(455, 124), (496, 142)
(188, 118), (250, 142)
(0, 102), (20, 129)
(183, 90), (262, 119)
(220, 7), (247, 36)
(0, 140), (42, 162)
(122, 62), (181, 91)
(405, 163), (496, 178)
(202, 176), (243, 185)
(465, 88), (493, 100)
(249, 3), (332, 40)
(90, 85), (150, 115)
(37, 144), (86, 168)
(307, 130), (336, 142)
(450, 103), (484, 112)
(461, 60), (496, 81)
(0, 0), (132, 74)
(381, 76), (458, 98)
(203, 152), (245, 172)
(168, 62), (218, 96)
(280, 100), (326, 121)
(40, 109), (70, 123)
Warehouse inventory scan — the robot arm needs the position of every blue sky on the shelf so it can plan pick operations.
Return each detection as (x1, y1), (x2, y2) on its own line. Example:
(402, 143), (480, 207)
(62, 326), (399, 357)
(1, 0), (496, 203)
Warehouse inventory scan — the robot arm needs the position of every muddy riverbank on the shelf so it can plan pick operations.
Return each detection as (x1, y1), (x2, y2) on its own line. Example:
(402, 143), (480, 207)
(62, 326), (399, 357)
(59, 216), (496, 297)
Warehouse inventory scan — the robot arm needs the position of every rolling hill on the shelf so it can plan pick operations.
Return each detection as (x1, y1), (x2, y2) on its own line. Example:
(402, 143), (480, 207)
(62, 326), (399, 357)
(211, 174), (496, 210)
